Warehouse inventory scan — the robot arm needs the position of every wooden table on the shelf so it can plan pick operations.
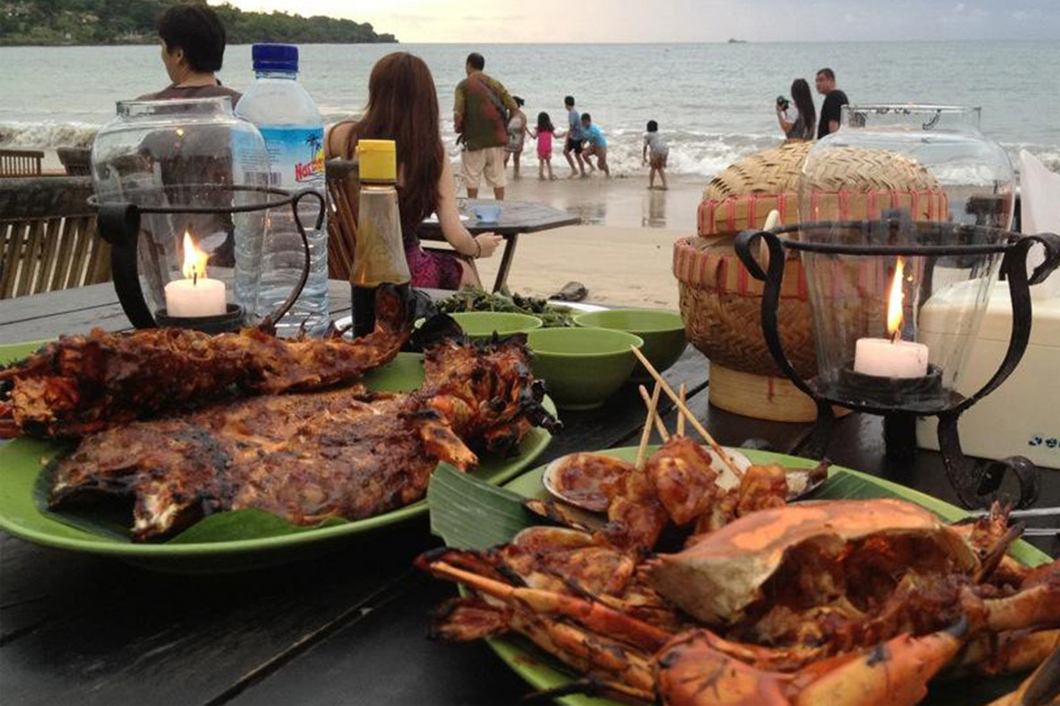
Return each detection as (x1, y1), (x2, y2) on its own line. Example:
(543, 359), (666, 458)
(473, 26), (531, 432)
(0, 284), (1057, 706)
(417, 199), (580, 293)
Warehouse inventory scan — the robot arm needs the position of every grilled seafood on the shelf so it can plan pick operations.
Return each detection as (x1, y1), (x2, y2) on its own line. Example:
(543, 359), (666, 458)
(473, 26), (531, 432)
(419, 499), (1060, 705)
(0, 286), (412, 438)
(531, 437), (826, 551)
(48, 336), (559, 541)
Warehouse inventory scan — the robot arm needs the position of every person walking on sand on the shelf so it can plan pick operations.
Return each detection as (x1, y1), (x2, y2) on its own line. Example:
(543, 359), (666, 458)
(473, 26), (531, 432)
(642, 120), (669, 190)
(815, 68), (849, 139)
(562, 95), (587, 178)
(454, 52), (518, 200)
(580, 113), (609, 178)
(503, 96), (529, 179)
(529, 111), (562, 181)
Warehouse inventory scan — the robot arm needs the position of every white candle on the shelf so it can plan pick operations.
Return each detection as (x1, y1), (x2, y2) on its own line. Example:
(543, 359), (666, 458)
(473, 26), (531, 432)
(164, 230), (227, 318)
(164, 276), (226, 318)
(852, 256), (930, 378)
(853, 337), (929, 378)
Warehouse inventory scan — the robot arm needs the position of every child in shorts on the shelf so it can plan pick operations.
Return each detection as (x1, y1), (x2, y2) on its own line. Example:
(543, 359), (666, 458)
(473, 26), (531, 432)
(529, 111), (561, 181)
(642, 120), (669, 190)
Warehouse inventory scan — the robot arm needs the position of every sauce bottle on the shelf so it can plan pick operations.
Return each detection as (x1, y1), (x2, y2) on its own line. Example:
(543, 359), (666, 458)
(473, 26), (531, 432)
(352, 139), (411, 337)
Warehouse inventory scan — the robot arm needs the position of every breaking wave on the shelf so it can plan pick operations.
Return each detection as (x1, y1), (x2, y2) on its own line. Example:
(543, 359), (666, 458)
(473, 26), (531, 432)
(3, 118), (1057, 182)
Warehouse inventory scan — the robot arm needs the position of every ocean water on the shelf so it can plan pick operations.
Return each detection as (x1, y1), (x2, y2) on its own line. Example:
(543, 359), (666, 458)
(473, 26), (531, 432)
(2, 41), (1058, 177)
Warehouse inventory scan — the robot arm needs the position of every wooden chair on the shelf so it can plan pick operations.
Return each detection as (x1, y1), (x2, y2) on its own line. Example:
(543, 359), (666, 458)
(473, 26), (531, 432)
(323, 157), (478, 289)
(0, 177), (111, 299)
(0, 149), (44, 178)
(325, 158), (359, 281)
(57, 147), (93, 176)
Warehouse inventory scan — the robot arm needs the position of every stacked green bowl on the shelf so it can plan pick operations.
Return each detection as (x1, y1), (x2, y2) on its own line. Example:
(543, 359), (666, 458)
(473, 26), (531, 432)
(573, 309), (687, 381)
(450, 312), (543, 340)
(527, 328), (644, 410)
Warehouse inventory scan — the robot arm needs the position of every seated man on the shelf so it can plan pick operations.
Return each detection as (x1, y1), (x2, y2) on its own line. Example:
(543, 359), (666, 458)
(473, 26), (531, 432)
(139, 3), (241, 106)
(580, 113), (609, 178)
(137, 4), (242, 267)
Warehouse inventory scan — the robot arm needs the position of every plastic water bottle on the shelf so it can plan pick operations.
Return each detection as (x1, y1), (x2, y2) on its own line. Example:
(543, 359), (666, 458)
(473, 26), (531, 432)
(235, 44), (328, 337)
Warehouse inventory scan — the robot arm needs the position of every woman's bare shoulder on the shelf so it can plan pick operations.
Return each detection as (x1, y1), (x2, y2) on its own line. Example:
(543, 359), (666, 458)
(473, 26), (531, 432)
(326, 121), (358, 158)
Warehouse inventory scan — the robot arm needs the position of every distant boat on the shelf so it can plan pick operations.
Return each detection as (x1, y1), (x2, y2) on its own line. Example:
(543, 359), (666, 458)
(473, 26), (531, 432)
(727, 38), (748, 44)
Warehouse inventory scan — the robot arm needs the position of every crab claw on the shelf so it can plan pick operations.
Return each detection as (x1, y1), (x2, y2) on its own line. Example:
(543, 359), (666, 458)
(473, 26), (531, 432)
(654, 630), (794, 706)
(987, 636), (1060, 706)
(793, 618), (969, 706)
(655, 620), (970, 706)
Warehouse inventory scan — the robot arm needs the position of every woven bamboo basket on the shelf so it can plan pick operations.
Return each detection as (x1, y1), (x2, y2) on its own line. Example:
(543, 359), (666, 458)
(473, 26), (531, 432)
(675, 142), (947, 422)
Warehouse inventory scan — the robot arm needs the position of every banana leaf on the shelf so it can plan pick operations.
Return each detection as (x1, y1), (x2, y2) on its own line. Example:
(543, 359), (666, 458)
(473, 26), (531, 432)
(33, 452), (350, 544)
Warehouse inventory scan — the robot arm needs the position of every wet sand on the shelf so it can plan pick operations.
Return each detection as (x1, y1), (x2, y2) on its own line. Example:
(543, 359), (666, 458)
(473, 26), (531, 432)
(471, 172), (706, 308)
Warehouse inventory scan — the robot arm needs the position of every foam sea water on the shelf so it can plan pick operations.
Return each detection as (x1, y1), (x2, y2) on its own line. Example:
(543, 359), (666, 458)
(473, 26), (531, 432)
(3, 41), (1058, 178)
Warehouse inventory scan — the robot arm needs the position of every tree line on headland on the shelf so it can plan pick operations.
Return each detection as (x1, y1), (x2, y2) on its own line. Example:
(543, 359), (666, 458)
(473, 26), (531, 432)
(0, 0), (397, 46)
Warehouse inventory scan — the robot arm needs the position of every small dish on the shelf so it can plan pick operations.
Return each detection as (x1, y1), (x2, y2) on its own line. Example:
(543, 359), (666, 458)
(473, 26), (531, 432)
(450, 311), (543, 340)
(574, 309), (686, 380)
(527, 327), (643, 410)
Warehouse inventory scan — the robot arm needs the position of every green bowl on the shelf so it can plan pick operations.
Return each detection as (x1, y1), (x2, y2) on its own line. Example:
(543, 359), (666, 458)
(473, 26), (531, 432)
(573, 309), (687, 380)
(527, 328), (644, 410)
(450, 312), (543, 340)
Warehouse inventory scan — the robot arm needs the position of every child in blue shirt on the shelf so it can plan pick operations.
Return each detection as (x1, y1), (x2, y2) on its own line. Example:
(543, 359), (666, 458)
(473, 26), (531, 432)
(579, 113), (609, 177)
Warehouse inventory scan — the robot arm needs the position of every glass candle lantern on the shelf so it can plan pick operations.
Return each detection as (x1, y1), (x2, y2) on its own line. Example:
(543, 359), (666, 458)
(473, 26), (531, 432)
(734, 105), (1060, 509)
(90, 98), (322, 332)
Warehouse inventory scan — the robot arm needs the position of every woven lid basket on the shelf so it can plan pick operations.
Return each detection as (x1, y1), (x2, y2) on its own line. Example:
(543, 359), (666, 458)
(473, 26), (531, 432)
(698, 142), (948, 237)
(676, 142), (947, 421)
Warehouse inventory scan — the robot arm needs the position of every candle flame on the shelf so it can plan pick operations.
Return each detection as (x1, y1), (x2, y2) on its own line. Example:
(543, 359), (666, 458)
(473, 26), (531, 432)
(181, 230), (209, 281)
(887, 257), (905, 339)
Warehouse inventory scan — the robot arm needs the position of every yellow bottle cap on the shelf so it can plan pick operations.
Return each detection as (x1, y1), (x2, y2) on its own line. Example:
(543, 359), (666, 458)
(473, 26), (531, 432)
(357, 139), (397, 183)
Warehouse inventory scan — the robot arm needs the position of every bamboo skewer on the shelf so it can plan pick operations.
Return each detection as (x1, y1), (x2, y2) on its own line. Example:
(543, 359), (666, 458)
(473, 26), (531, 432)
(635, 383), (661, 470)
(677, 384), (687, 437)
(638, 385), (671, 442)
(630, 346), (743, 478)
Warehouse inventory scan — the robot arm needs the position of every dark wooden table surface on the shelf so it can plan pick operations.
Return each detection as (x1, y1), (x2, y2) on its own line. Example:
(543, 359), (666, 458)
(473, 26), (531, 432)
(418, 199), (580, 293)
(0, 283), (1056, 706)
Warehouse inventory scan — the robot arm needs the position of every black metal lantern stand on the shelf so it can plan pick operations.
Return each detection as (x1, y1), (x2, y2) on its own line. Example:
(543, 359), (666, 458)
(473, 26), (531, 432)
(735, 221), (1060, 509)
(90, 185), (324, 334)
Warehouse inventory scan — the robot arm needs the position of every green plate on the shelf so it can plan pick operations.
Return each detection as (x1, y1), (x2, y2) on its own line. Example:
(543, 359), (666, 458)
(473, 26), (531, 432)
(486, 447), (1053, 706)
(0, 341), (555, 573)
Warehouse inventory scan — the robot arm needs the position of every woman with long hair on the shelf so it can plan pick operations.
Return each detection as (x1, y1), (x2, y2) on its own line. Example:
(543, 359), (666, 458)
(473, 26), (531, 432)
(777, 78), (816, 141)
(326, 52), (502, 289)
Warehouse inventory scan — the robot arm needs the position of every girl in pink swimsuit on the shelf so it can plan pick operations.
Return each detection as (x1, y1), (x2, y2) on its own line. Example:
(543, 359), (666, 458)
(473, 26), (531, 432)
(530, 112), (561, 181)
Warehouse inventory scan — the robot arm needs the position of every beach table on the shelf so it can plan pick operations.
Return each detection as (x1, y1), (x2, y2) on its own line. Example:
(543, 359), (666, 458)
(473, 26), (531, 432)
(418, 199), (580, 293)
(0, 283), (1057, 705)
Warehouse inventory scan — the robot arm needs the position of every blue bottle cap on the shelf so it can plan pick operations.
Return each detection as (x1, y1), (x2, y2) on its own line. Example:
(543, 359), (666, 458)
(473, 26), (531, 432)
(252, 44), (299, 72)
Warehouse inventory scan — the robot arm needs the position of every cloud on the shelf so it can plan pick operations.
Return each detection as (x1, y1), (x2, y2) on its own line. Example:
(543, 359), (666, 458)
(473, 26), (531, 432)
(954, 2), (966, 11)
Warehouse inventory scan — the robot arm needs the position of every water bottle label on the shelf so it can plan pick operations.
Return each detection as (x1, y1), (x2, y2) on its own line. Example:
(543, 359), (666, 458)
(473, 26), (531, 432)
(231, 129), (270, 185)
(259, 127), (325, 188)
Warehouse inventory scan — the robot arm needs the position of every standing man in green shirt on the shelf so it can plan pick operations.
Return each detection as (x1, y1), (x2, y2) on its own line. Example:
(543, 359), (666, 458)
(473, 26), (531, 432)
(454, 52), (518, 200)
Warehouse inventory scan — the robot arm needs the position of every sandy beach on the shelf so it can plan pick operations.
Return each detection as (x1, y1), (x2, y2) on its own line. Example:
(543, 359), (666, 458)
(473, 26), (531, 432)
(40, 148), (707, 309)
(470, 173), (706, 309)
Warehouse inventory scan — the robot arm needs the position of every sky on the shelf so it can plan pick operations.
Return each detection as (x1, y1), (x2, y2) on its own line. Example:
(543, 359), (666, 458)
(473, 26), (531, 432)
(212, 0), (1060, 42)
